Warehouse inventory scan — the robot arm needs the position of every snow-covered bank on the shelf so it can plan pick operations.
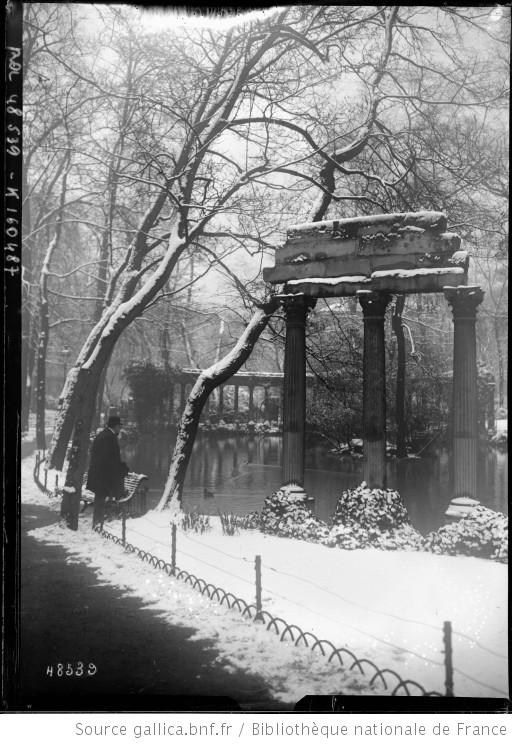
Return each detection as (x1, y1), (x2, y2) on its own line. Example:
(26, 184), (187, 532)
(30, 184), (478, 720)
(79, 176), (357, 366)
(22, 455), (508, 700)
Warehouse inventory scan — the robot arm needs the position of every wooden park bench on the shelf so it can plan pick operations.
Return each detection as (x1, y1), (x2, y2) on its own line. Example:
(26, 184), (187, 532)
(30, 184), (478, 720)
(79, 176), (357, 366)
(81, 472), (149, 519)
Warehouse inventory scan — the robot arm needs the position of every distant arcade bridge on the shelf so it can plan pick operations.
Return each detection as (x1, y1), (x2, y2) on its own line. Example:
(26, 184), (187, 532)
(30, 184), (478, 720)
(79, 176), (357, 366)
(173, 368), (315, 423)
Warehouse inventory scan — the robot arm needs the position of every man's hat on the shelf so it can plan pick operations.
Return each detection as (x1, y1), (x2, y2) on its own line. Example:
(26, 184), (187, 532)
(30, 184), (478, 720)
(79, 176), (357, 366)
(107, 415), (122, 427)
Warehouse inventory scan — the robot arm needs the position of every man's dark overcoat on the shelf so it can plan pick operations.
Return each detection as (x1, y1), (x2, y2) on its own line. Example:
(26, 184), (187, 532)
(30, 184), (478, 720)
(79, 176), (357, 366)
(86, 427), (128, 496)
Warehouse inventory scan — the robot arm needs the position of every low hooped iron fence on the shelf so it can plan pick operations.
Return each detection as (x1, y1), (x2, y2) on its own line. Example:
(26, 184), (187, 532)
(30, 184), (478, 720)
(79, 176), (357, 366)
(31, 455), (450, 697)
(95, 521), (448, 698)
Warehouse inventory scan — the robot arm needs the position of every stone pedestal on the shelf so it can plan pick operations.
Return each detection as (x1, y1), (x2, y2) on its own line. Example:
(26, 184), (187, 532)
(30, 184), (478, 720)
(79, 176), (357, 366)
(358, 290), (391, 489)
(445, 496), (480, 522)
(281, 296), (312, 485)
(444, 286), (484, 499)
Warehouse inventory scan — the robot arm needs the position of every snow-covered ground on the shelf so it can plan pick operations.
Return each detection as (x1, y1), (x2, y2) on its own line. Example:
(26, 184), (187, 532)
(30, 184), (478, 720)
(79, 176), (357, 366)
(22, 452), (508, 701)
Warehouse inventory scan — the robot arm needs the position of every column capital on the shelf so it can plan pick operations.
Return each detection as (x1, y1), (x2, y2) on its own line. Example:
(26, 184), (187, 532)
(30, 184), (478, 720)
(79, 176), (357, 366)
(281, 294), (316, 325)
(357, 290), (391, 319)
(444, 286), (484, 319)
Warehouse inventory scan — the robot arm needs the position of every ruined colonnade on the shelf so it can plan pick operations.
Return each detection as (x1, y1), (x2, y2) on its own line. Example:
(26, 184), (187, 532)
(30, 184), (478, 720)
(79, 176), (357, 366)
(264, 212), (484, 502)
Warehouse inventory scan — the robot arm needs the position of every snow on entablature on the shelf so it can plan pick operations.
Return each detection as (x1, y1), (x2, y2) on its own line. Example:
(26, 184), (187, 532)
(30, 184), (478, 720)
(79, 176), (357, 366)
(286, 211), (447, 239)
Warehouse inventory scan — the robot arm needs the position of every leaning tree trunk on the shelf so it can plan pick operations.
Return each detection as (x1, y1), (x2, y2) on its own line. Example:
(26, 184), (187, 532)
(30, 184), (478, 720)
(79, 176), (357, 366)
(156, 298), (279, 512)
(392, 295), (407, 458)
(60, 367), (103, 530)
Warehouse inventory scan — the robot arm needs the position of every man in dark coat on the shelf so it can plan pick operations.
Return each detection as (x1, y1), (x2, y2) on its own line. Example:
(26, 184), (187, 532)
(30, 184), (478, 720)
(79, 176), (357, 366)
(87, 415), (129, 527)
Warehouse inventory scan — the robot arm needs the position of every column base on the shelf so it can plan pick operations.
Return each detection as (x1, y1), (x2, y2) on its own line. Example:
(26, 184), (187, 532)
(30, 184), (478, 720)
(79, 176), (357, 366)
(445, 496), (480, 522)
(279, 482), (314, 504)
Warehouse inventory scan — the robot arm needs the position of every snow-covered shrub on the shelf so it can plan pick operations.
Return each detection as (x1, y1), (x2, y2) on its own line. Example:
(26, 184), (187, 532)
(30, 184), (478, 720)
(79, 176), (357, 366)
(332, 483), (411, 530)
(259, 486), (328, 543)
(325, 483), (424, 551)
(424, 506), (508, 562)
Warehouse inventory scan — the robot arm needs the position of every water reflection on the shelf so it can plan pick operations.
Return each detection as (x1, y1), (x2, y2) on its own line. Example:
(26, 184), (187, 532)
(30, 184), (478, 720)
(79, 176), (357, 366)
(122, 433), (507, 536)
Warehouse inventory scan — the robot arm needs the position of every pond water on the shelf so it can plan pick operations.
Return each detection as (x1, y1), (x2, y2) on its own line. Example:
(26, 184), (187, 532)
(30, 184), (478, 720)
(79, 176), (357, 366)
(122, 432), (508, 536)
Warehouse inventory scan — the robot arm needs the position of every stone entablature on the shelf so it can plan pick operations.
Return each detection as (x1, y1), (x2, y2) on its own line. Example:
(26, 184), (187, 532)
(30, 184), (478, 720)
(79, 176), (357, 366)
(263, 211), (467, 295)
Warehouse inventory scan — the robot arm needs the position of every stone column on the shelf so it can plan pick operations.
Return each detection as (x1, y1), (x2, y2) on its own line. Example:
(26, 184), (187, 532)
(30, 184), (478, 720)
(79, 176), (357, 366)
(358, 290), (391, 489)
(282, 296), (311, 485)
(218, 385), (224, 417)
(444, 286), (484, 499)
(487, 382), (495, 430)
(263, 385), (270, 419)
(248, 385), (254, 420)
